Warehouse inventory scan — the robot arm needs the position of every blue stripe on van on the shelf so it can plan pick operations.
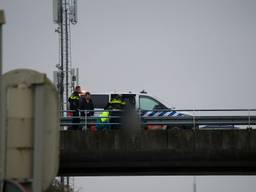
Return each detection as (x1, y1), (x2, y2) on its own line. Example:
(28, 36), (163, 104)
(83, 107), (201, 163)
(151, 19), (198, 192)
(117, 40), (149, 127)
(148, 111), (157, 116)
(169, 111), (176, 116)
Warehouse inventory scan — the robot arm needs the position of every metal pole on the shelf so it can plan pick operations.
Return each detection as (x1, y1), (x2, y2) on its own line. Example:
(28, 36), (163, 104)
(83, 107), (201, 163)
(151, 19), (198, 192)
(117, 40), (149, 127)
(64, 0), (69, 107)
(60, 0), (64, 112)
(0, 10), (5, 192)
(76, 67), (79, 86)
(59, 0), (66, 187)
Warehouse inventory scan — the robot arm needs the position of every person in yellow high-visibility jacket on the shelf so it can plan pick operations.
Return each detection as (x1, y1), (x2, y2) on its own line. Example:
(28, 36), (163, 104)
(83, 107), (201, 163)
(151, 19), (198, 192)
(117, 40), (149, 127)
(97, 95), (126, 130)
(96, 111), (110, 130)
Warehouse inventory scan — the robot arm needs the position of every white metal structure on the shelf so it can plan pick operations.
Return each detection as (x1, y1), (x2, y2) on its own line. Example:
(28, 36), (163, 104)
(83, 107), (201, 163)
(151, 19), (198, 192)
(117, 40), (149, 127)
(2, 69), (59, 191)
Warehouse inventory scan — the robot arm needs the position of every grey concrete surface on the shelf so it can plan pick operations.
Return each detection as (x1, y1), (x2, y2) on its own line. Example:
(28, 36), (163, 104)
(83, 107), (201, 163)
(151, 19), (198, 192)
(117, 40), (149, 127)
(59, 129), (256, 176)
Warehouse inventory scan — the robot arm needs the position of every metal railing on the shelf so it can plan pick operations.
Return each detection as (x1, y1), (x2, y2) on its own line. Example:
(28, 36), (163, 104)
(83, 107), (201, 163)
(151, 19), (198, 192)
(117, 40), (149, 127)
(60, 109), (256, 130)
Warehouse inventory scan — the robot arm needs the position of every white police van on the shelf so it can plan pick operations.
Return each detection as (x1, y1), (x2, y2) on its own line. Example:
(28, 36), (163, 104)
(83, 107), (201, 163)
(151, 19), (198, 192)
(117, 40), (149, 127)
(91, 91), (188, 130)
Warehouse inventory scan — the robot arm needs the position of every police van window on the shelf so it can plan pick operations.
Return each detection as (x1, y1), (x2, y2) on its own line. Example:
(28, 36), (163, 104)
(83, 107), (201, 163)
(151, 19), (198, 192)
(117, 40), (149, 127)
(91, 94), (109, 108)
(139, 96), (166, 110)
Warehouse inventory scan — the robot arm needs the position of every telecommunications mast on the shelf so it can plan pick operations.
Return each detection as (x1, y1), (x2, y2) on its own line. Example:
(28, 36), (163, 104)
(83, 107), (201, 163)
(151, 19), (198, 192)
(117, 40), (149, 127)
(53, 0), (78, 190)
(53, 0), (78, 112)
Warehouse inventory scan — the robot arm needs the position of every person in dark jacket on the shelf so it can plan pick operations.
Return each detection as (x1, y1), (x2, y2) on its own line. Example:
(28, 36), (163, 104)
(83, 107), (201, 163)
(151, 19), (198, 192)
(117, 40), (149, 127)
(68, 85), (81, 130)
(80, 92), (95, 131)
(80, 92), (94, 116)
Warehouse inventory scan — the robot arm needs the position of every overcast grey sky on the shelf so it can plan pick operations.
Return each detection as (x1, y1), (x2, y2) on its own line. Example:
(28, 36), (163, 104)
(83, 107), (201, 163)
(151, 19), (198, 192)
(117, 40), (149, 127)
(2, 0), (256, 109)
(1, 0), (256, 191)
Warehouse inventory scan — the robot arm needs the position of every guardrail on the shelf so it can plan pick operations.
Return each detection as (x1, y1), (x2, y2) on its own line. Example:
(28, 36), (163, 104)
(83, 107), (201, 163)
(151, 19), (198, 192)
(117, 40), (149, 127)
(59, 109), (256, 129)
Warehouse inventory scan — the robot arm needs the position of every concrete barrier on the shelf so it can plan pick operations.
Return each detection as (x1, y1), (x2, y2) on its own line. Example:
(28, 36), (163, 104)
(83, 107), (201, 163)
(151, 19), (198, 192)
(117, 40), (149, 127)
(59, 129), (256, 176)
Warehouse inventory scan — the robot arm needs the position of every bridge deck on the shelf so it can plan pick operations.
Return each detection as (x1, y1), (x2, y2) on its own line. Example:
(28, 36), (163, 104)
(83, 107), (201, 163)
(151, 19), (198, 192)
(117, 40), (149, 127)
(59, 129), (256, 176)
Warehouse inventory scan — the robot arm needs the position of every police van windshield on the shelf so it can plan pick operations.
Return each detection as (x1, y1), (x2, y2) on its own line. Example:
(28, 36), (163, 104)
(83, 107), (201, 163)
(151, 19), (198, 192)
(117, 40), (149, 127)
(139, 95), (167, 111)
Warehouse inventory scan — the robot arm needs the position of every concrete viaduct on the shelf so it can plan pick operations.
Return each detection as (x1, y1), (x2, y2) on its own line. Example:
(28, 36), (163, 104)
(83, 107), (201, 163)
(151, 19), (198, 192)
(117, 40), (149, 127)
(59, 129), (256, 176)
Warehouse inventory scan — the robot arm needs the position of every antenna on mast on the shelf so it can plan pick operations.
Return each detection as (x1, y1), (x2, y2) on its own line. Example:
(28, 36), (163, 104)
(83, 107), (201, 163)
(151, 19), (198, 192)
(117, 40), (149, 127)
(70, 0), (78, 25)
(53, 0), (78, 112)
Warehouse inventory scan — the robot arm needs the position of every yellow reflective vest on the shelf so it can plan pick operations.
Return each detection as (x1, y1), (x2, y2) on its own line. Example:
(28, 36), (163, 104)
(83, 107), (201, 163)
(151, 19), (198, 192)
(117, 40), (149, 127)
(99, 111), (110, 122)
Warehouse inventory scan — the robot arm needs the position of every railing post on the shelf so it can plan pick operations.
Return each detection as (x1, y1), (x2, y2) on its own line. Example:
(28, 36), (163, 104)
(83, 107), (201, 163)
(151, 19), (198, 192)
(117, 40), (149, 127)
(192, 110), (196, 131)
(84, 110), (87, 131)
(248, 109), (251, 129)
